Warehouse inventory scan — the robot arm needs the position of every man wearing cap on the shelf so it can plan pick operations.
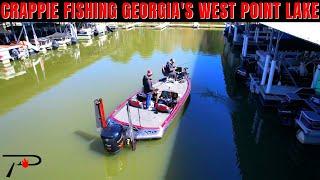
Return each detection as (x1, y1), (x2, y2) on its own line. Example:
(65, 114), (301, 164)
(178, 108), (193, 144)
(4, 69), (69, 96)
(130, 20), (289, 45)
(143, 69), (154, 110)
(165, 58), (177, 80)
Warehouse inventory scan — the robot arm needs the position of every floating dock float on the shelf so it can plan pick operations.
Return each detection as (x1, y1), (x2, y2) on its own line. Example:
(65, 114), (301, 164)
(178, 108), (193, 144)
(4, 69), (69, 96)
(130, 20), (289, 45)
(122, 22), (142, 30)
(154, 22), (170, 30)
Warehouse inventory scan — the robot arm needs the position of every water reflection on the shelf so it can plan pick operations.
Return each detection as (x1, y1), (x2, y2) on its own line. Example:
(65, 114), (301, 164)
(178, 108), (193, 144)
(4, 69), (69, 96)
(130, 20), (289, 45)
(0, 29), (222, 116)
(80, 39), (93, 47)
(223, 38), (320, 180)
(0, 28), (231, 180)
(1, 28), (320, 179)
(0, 60), (26, 80)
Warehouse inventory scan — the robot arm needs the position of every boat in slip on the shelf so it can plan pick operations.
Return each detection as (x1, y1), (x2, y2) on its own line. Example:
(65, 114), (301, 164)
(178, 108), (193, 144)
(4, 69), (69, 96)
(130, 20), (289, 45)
(31, 38), (53, 52)
(296, 111), (320, 145)
(94, 67), (190, 153)
(277, 89), (315, 126)
(46, 33), (72, 48)
(77, 28), (94, 40)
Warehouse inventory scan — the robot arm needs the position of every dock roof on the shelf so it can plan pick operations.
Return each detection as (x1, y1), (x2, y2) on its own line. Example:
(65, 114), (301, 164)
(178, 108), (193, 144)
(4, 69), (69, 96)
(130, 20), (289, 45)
(261, 22), (320, 46)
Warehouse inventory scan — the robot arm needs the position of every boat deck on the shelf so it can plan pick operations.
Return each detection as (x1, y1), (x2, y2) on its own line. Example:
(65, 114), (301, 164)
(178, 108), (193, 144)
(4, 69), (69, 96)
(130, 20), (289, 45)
(113, 79), (188, 128)
(261, 85), (300, 96)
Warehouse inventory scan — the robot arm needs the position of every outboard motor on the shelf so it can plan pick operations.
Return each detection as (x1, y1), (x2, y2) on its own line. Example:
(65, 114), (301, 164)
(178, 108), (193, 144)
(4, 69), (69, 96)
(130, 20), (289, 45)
(52, 40), (59, 50)
(71, 37), (77, 45)
(101, 123), (124, 153)
(94, 98), (125, 154)
(94, 29), (99, 36)
(9, 48), (19, 60)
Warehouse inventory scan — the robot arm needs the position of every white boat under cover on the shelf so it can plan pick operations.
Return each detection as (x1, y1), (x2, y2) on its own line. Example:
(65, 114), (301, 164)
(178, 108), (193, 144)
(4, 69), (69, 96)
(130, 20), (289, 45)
(296, 111), (320, 144)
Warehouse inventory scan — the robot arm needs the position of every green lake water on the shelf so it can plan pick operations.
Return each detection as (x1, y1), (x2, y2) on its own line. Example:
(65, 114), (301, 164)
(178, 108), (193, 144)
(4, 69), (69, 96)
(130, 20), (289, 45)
(0, 28), (320, 180)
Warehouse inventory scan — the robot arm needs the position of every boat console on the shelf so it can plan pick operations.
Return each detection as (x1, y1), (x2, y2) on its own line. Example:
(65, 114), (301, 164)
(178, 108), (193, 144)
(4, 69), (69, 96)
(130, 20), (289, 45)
(161, 66), (189, 81)
(175, 67), (189, 80)
(158, 91), (178, 108)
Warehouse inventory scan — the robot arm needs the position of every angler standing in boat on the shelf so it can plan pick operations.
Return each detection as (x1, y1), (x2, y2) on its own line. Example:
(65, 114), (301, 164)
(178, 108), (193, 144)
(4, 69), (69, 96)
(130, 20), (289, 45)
(143, 69), (155, 110)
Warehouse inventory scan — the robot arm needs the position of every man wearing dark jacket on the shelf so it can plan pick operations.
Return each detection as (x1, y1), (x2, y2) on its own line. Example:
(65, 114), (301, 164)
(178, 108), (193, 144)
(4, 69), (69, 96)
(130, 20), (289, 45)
(143, 69), (154, 109)
(165, 58), (177, 80)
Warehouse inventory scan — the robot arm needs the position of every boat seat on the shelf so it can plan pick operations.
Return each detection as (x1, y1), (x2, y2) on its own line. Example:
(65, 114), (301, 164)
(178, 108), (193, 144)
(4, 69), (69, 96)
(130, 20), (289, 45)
(155, 103), (171, 113)
(128, 98), (143, 108)
(137, 93), (147, 102)
(162, 66), (169, 77)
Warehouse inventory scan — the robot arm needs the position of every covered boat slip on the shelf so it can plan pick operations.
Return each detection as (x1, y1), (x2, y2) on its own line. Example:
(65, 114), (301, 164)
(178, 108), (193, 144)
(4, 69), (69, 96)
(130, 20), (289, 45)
(112, 79), (189, 129)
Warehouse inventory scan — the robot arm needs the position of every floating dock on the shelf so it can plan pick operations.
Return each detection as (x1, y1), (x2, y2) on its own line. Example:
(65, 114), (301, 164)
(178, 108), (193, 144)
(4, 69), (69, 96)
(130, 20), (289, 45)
(154, 22), (170, 30)
(227, 22), (320, 110)
(122, 22), (142, 30)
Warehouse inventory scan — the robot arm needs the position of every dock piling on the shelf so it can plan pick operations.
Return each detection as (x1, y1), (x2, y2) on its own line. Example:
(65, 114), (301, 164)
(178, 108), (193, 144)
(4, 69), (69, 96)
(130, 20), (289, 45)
(241, 34), (249, 57)
(228, 23), (232, 35)
(260, 54), (271, 85)
(311, 65), (320, 88)
(254, 26), (259, 43)
(233, 26), (238, 42)
(266, 60), (277, 94)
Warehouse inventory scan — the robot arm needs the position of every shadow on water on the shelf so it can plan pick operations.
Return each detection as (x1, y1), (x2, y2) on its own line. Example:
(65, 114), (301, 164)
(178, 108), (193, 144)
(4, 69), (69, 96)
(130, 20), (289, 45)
(74, 97), (193, 179)
(165, 31), (320, 180)
(74, 130), (105, 155)
(221, 39), (320, 180)
(74, 130), (131, 178)
(165, 31), (242, 179)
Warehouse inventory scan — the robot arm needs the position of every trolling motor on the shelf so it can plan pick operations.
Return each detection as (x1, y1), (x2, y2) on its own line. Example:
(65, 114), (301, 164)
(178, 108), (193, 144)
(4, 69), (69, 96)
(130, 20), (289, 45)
(94, 98), (136, 154)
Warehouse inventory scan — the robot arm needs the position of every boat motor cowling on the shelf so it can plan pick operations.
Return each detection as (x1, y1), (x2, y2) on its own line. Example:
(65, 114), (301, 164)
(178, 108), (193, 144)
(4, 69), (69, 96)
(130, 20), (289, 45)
(101, 123), (124, 153)
(71, 37), (77, 45)
(9, 49), (19, 60)
(52, 40), (59, 49)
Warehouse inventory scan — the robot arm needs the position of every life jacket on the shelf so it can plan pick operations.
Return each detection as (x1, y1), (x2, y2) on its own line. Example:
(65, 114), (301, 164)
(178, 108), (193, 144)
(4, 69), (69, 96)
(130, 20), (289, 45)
(155, 103), (171, 113)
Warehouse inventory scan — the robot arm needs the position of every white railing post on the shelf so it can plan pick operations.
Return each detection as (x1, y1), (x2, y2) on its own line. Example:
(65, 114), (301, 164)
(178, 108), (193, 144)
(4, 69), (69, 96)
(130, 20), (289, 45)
(266, 60), (277, 93)
(233, 26), (238, 42)
(254, 27), (259, 42)
(241, 34), (249, 57)
(311, 65), (320, 88)
(261, 54), (271, 85)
